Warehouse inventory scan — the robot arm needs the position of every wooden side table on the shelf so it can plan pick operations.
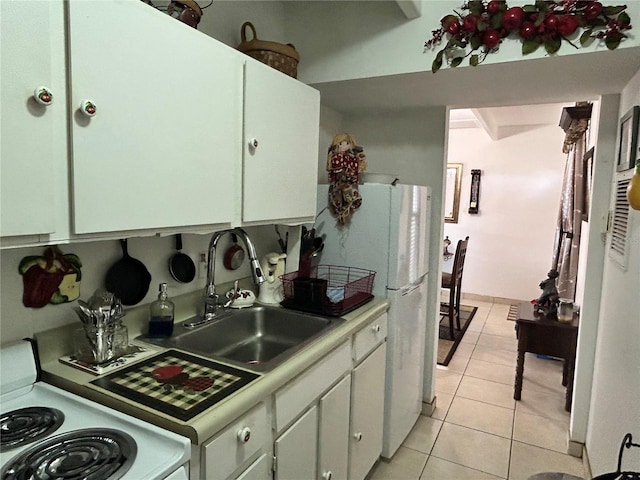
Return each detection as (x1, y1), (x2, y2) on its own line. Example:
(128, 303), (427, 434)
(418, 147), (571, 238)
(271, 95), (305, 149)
(513, 301), (579, 412)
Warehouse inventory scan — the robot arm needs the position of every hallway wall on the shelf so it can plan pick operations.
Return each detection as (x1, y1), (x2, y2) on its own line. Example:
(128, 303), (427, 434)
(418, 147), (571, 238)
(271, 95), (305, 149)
(586, 68), (640, 476)
(444, 122), (567, 301)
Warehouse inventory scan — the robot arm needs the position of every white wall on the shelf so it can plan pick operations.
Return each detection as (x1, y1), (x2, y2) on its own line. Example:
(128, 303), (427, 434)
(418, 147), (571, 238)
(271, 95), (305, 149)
(444, 123), (567, 301)
(585, 70), (640, 475)
(0, 226), (286, 344)
(283, 1), (640, 85)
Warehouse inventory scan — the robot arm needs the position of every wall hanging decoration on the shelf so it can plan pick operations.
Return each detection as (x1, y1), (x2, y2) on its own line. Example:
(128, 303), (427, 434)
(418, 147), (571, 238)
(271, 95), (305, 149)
(582, 146), (595, 220)
(469, 169), (482, 214)
(326, 133), (367, 225)
(559, 102), (593, 153)
(617, 105), (639, 172)
(19, 246), (82, 308)
(445, 163), (463, 223)
(424, 1), (632, 73)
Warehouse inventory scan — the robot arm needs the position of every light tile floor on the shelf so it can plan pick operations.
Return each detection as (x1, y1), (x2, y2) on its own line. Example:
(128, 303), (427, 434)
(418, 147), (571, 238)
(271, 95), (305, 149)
(368, 299), (586, 480)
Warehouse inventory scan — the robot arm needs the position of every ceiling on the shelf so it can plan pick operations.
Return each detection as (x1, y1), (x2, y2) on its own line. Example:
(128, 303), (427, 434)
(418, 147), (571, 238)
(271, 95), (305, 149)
(311, 47), (640, 114)
(449, 103), (571, 139)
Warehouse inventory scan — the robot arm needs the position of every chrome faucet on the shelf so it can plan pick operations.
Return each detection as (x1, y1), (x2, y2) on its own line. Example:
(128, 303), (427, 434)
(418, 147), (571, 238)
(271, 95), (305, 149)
(185, 228), (265, 328)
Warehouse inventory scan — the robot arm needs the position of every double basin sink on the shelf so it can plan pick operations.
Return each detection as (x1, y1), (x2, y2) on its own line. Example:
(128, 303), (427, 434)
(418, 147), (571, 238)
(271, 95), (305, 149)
(139, 305), (345, 372)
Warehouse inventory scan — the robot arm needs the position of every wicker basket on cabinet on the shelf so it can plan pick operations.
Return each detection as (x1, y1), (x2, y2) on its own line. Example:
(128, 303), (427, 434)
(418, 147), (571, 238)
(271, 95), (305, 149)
(236, 21), (299, 78)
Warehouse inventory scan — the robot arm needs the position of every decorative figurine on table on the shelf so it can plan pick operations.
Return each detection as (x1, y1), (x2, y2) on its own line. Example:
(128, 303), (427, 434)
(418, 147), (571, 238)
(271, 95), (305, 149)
(327, 133), (367, 225)
(533, 269), (560, 317)
(443, 236), (453, 261)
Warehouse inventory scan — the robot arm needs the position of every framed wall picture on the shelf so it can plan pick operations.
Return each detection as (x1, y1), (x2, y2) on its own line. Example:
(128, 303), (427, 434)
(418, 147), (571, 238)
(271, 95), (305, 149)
(616, 105), (639, 172)
(582, 147), (594, 222)
(444, 163), (462, 223)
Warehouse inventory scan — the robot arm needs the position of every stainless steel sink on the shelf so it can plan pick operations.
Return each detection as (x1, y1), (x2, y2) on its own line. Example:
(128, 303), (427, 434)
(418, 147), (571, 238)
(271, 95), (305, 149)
(139, 306), (345, 372)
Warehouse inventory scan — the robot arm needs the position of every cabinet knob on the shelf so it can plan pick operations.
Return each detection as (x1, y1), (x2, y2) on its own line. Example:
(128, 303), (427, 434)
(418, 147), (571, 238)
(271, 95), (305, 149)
(353, 432), (363, 442)
(322, 471), (333, 480)
(80, 99), (97, 117)
(248, 138), (259, 149)
(371, 324), (381, 333)
(33, 86), (54, 106)
(237, 427), (251, 444)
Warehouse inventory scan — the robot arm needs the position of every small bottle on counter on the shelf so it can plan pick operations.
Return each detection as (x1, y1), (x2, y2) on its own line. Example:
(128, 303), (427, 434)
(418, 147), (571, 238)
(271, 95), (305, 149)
(148, 283), (174, 337)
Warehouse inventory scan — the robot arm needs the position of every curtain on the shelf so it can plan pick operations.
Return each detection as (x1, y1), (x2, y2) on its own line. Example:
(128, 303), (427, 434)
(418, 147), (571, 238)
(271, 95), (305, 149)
(552, 131), (587, 300)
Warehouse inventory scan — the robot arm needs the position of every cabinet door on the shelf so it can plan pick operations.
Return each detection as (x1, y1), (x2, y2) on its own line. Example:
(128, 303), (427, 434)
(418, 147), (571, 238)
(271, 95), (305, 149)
(235, 453), (271, 480)
(203, 403), (269, 480)
(318, 375), (351, 480)
(349, 343), (386, 480)
(1, 0), (59, 237)
(67, 0), (242, 234)
(243, 60), (320, 224)
(274, 406), (318, 480)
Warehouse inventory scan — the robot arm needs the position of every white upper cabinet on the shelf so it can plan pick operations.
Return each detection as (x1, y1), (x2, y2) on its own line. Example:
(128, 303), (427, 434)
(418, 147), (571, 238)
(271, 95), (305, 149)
(242, 60), (320, 224)
(1, 1), (59, 237)
(67, 0), (243, 234)
(2, 1), (321, 244)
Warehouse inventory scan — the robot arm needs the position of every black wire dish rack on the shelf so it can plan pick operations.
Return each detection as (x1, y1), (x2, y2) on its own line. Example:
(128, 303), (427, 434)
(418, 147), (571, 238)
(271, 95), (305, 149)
(280, 265), (375, 317)
(592, 433), (640, 480)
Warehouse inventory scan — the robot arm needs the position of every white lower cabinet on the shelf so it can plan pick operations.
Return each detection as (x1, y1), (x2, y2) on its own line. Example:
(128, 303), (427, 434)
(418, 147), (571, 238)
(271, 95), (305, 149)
(235, 453), (271, 480)
(202, 403), (269, 480)
(318, 375), (351, 480)
(349, 343), (387, 480)
(274, 406), (318, 480)
(200, 312), (388, 480)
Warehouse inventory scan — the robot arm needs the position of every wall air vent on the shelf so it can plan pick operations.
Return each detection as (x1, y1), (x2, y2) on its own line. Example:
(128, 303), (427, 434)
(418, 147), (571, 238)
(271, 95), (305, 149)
(609, 176), (632, 270)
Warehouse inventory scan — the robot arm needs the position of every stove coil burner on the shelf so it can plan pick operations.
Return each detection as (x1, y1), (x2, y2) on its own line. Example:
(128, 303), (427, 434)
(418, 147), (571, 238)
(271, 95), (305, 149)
(1, 428), (137, 480)
(0, 408), (64, 452)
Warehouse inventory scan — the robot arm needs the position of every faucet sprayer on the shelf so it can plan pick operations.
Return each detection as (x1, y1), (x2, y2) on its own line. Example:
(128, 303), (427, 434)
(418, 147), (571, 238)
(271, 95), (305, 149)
(199, 228), (265, 322)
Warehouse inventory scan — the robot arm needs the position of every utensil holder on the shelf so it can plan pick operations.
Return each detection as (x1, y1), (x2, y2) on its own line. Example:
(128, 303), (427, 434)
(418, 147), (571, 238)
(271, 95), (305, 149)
(74, 322), (128, 365)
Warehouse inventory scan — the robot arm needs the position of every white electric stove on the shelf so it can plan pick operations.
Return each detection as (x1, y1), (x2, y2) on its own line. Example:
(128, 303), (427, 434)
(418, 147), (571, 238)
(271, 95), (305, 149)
(0, 340), (191, 480)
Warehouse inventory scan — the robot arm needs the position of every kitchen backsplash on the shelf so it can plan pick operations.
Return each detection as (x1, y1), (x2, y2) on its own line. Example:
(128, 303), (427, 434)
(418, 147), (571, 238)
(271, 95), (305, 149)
(0, 225), (295, 344)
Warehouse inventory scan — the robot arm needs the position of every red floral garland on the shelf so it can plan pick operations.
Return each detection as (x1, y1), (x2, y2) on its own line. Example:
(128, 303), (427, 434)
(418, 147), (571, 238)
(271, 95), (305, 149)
(424, 1), (632, 72)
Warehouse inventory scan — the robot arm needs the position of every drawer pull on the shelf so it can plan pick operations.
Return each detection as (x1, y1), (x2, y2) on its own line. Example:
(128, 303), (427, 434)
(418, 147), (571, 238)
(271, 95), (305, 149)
(322, 471), (333, 480)
(80, 99), (97, 117)
(33, 86), (53, 106)
(248, 138), (259, 149)
(237, 427), (251, 444)
(371, 324), (381, 333)
(353, 432), (363, 442)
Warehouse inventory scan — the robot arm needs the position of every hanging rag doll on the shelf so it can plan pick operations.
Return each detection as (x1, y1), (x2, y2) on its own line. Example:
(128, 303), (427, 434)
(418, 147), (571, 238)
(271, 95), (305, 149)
(327, 133), (367, 225)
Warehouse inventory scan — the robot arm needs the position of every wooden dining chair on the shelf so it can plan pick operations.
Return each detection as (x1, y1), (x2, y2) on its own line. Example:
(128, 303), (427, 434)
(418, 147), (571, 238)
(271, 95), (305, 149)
(441, 236), (470, 339)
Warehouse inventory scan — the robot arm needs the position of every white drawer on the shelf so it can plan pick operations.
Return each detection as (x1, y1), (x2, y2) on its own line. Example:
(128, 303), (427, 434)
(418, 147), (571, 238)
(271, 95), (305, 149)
(203, 403), (269, 480)
(274, 341), (350, 431)
(352, 313), (387, 363)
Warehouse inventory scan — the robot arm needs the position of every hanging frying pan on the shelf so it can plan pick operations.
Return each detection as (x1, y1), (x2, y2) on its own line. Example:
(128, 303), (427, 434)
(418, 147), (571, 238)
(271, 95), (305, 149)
(105, 239), (151, 305)
(223, 233), (245, 270)
(169, 234), (196, 283)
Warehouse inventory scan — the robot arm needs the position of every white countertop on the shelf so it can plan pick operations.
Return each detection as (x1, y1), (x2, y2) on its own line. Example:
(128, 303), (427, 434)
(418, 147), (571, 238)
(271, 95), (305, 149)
(37, 297), (389, 444)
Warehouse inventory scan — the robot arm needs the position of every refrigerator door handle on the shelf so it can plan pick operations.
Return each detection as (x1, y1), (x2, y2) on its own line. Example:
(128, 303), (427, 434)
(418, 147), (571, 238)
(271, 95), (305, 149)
(398, 275), (427, 296)
(400, 282), (423, 296)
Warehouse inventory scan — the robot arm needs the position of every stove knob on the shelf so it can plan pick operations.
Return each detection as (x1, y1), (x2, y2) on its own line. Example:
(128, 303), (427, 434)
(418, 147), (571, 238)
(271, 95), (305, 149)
(237, 427), (251, 444)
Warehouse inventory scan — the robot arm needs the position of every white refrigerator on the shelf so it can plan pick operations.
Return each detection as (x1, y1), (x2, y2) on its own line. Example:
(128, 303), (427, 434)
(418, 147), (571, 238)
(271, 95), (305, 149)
(316, 183), (431, 459)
